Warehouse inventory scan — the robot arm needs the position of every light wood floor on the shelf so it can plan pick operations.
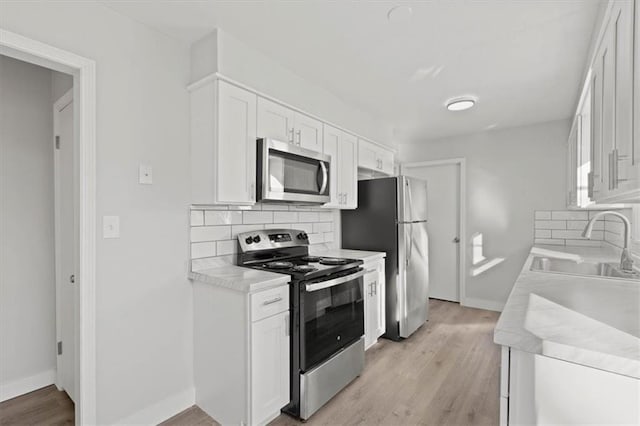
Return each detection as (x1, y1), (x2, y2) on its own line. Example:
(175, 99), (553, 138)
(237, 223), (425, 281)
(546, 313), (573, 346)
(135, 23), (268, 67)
(1, 300), (500, 426)
(0, 385), (74, 425)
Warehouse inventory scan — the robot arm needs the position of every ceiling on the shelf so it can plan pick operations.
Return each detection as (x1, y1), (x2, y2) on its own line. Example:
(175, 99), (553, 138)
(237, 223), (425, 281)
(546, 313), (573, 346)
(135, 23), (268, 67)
(103, 0), (603, 143)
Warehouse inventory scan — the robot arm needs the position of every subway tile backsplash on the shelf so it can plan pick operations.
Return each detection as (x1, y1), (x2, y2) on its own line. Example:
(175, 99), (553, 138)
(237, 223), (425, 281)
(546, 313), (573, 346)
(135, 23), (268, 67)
(189, 203), (338, 271)
(533, 209), (632, 249)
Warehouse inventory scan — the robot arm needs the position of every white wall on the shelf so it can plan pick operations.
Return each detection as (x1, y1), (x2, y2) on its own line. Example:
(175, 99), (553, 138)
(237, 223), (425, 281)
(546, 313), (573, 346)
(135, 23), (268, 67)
(399, 119), (569, 307)
(0, 55), (56, 398)
(192, 29), (394, 147)
(51, 70), (73, 102)
(0, 3), (193, 423)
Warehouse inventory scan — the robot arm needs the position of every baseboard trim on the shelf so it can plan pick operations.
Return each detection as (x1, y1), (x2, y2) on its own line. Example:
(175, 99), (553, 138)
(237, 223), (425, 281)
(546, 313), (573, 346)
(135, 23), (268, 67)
(462, 297), (504, 312)
(113, 386), (195, 425)
(0, 369), (56, 402)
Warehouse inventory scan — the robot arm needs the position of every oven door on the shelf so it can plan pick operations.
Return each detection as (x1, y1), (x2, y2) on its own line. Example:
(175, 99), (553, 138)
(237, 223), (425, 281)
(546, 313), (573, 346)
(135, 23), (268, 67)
(299, 269), (365, 371)
(258, 138), (331, 204)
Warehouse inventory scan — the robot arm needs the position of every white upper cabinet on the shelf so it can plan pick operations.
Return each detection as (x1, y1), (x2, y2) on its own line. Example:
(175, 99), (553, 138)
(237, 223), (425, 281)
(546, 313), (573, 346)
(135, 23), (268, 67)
(323, 124), (358, 209)
(340, 132), (358, 209)
(566, 118), (579, 207)
(572, 0), (639, 204)
(322, 125), (341, 208)
(190, 79), (257, 205)
(257, 97), (323, 152)
(257, 97), (295, 143)
(358, 138), (395, 176)
(294, 112), (323, 152)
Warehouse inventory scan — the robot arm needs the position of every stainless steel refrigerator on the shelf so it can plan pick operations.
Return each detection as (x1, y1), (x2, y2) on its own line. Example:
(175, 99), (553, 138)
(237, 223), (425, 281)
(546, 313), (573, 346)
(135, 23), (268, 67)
(341, 176), (429, 340)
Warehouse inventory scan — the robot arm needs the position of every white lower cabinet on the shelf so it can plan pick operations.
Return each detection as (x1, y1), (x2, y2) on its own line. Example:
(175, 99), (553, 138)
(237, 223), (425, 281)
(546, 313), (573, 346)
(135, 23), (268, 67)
(363, 258), (386, 349)
(501, 347), (640, 425)
(194, 282), (290, 426)
(251, 311), (290, 424)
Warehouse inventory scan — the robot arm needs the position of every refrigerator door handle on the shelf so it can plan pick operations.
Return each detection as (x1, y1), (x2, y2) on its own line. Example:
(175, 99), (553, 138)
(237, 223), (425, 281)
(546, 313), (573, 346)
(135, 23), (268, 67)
(406, 223), (412, 267)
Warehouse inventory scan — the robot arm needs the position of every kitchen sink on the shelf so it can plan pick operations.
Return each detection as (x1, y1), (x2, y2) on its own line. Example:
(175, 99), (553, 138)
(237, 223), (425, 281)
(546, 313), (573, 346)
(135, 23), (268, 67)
(530, 256), (640, 280)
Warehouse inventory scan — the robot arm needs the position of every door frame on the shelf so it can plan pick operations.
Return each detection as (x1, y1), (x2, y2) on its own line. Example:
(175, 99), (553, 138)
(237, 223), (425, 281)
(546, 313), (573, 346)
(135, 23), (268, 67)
(53, 89), (74, 395)
(401, 158), (467, 305)
(1, 29), (97, 424)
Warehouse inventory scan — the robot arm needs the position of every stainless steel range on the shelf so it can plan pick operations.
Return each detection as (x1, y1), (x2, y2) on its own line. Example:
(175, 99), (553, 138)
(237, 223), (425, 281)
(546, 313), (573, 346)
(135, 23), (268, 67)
(237, 229), (365, 420)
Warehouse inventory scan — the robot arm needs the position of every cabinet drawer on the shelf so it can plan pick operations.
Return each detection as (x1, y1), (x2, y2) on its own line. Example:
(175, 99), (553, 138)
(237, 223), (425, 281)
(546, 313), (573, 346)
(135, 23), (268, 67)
(251, 285), (289, 322)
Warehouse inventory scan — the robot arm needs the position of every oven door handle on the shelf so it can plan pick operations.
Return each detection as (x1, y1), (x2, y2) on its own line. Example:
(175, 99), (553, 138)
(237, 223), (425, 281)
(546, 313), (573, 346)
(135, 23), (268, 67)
(304, 270), (365, 292)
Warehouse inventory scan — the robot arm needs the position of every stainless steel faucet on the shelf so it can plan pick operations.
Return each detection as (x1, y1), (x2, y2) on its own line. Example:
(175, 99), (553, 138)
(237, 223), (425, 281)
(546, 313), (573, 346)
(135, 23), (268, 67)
(582, 211), (634, 272)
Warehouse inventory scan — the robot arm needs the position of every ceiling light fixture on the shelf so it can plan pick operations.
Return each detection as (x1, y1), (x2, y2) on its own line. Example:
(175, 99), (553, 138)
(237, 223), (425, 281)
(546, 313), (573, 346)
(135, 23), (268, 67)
(446, 97), (477, 112)
(387, 5), (413, 23)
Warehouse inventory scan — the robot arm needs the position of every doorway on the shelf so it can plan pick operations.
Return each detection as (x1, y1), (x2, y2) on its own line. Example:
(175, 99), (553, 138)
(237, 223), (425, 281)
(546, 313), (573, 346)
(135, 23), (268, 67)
(0, 29), (97, 424)
(401, 159), (466, 304)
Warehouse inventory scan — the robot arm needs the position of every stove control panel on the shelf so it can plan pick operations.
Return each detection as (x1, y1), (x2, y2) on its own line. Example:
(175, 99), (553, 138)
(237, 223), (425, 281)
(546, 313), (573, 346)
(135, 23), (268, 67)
(237, 228), (309, 252)
(269, 233), (292, 243)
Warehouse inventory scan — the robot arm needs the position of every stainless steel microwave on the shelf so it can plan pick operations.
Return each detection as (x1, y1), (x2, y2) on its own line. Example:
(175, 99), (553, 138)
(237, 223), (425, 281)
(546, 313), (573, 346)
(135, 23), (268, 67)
(257, 138), (331, 204)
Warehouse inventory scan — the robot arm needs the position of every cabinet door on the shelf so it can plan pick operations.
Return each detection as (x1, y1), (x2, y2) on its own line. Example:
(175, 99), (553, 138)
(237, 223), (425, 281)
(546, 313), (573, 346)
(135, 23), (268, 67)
(363, 270), (377, 349)
(611, 0), (636, 193)
(322, 124), (341, 208)
(634, 0), (640, 168)
(217, 81), (257, 204)
(567, 118), (579, 207)
(590, 38), (607, 199)
(294, 112), (323, 152)
(251, 311), (290, 425)
(257, 97), (294, 143)
(375, 260), (386, 339)
(378, 148), (395, 175)
(358, 139), (378, 171)
(340, 132), (358, 209)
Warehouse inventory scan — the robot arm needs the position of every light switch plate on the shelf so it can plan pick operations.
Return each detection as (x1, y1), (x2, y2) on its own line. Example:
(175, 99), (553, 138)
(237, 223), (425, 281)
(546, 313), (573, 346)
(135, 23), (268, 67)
(103, 216), (120, 238)
(139, 163), (153, 184)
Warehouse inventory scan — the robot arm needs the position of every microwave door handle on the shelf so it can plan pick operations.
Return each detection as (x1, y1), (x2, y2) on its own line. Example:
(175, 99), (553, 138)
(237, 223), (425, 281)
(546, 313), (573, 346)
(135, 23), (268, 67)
(318, 161), (328, 194)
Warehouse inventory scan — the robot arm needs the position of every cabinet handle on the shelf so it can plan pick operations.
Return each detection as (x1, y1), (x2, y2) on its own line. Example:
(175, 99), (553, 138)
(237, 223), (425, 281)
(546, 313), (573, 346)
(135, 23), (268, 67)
(296, 130), (301, 146)
(250, 183), (255, 201)
(263, 296), (283, 305)
(372, 281), (377, 296)
(289, 128), (294, 143)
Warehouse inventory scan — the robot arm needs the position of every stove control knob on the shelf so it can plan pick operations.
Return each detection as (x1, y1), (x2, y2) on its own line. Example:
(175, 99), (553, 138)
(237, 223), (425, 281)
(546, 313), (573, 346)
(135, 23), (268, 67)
(297, 233), (304, 240)
(245, 237), (253, 245)
(303, 232), (309, 240)
(252, 235), (261, 243)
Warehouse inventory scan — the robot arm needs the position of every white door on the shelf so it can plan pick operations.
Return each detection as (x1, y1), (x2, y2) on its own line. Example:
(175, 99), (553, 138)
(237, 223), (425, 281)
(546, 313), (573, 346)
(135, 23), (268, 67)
(293, 112), (322, 152)
(404, 163), (460, 302)
(257, 97), (294, 143)
(251, 311), (290, 424)
(54, 91), (76, 401)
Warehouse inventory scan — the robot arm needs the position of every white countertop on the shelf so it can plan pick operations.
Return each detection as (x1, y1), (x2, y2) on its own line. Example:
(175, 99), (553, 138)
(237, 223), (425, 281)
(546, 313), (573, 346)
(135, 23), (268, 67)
(189, 265), (290, 294)
(494, 245), (640, 379)
(310, 248), (386, 263)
